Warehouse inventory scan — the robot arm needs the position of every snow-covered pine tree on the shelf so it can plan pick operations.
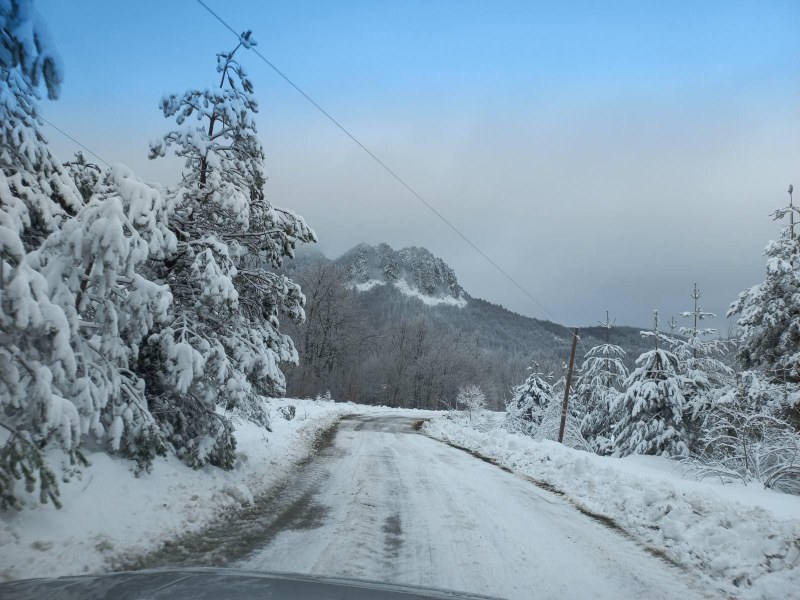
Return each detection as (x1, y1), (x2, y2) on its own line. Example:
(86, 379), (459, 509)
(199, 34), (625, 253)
(62, 151), (102, 202)
(728, 186), (800, 383)
(506, 361), (555, 435)
(0, 0), (84, 509)
(30, 165), (176, 471)
(576, 312), (628, 455)
(666, 314), (679, 337)
(680, 283), (717, 361)
(0, 205), (77, 509)
(145, 33), (316, 468)
(675, 283), (732, 430)
(613, 310), (690, 457)
(0, 0), (82, 249)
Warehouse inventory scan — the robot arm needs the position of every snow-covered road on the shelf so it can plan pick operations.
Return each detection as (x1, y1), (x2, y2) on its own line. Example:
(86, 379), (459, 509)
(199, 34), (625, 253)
(236, 414), (716, 599)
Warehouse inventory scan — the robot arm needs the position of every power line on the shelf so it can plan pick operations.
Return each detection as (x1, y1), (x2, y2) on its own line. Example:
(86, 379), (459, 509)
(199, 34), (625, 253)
(0, 86), (111, 167)
(2, 5), (579, 345)
(192, 0), (570, 329)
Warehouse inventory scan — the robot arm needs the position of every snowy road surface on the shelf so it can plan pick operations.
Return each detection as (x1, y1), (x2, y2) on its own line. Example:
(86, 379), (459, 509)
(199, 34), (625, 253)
(235, 414), (716, 599)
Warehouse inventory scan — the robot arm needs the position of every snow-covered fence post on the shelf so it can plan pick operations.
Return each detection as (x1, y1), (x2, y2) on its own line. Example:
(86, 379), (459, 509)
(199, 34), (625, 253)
(558, 328), (579, 443)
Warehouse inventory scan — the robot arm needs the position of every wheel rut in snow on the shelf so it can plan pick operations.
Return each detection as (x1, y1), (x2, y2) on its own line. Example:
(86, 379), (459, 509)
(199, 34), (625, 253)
(433, 436), (687, 571)
(111, 418), (344, 572)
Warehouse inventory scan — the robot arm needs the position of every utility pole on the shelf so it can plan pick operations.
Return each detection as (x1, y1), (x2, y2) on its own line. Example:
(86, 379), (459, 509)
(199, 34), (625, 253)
(558, 328), (579, 444)
(790, 184), (794, 240)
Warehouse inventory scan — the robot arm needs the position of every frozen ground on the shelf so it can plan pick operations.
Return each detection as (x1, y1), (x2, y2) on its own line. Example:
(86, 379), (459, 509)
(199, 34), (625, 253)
(3, 406), (797, 600)
(235, 413), (714, 599)
(424, 413), (800, 600)
(0, 399), (349, 581)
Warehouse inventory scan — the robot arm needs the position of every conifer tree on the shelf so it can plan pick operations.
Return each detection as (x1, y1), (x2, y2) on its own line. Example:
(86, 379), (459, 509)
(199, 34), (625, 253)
(0, 0), (82, 249)
(146, 33), (316, 467)
(576, 312), (628, 454)
(613, 311), (689, 457)
(0, 0), (81, 509)
(62, 152), (101, 202)
(728, 186), (800, 382)
(675, 283), (732, 423)
(506, 361), (555, 435)
(31, 165), (175, 471)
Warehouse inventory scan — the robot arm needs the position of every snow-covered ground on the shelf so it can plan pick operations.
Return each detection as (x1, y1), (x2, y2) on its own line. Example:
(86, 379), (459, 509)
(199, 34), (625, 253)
(5, 404), (798, 599)
(0, 399), (349, 582)
(424, 413), (800, 600)
(238, 412), (712, 599)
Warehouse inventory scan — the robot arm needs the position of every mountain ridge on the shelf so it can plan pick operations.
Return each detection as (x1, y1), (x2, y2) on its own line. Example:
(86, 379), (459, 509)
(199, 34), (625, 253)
(289, 242), (652, 364)
(337, 243), (466, 302)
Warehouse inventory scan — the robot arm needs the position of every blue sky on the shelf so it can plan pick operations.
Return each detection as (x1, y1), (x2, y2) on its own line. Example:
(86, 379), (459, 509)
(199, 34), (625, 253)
(41, 1), (797, 118)
(36, 0), (800, 327)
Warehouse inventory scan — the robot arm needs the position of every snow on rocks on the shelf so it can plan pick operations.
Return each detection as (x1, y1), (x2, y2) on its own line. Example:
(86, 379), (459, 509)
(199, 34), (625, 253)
(349, 277), (468, 307)
(0, 399), (349, 582)
(392, 278), (467, 308)
(423, 414), (800, 600)
(350, 278), (386, 292)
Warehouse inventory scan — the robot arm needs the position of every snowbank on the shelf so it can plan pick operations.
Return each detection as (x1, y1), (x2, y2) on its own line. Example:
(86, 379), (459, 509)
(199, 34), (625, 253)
(0, 399), (349, 582)
(423, 414), (800, 600)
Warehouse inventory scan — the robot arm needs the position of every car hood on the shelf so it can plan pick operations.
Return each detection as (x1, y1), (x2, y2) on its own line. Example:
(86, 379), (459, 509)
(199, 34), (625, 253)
(0, 568), (505, 600)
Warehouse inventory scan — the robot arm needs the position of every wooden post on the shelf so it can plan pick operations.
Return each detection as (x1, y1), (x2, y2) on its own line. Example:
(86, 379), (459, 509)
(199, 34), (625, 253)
(558, 328), (579, 444)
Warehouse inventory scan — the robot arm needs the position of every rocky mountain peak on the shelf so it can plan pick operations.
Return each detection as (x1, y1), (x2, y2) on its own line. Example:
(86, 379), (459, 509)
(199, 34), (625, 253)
(337, 243), (465, 300)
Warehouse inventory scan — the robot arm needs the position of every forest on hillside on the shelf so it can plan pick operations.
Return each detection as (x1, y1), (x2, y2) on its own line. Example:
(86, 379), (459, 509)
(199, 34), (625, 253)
(281, 249), (712, 411)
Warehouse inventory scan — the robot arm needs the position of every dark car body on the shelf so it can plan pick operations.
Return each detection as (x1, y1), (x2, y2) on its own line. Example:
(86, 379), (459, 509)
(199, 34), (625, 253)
(0, 568), (504, 600)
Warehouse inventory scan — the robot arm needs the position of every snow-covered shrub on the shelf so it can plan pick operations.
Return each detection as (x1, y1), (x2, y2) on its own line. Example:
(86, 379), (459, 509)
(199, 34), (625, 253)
(532, 394), (592, 451)
(682, 372), (800, 494)
(144, 33), (315, 468)
(505, 362), (554, 434)
(505, 361), (589, 449)
(278, 405), (296, 421)
(456, 384), (486, 423)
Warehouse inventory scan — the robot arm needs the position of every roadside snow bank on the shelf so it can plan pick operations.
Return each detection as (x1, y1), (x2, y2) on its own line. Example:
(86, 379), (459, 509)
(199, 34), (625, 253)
(0, 399), (349, 582)
(423, 415), (800, 600)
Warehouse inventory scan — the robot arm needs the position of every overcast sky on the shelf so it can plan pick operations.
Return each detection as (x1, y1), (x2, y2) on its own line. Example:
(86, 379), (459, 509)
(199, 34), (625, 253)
(38, 0), (799, 329)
